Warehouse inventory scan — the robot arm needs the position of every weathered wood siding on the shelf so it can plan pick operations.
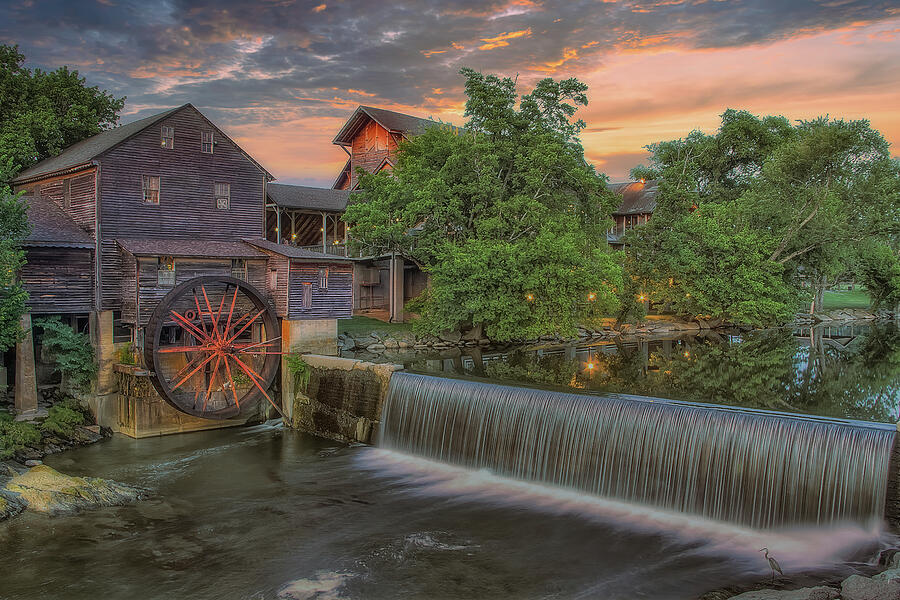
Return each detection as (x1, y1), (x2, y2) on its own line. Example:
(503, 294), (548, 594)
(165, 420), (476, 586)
(348, 120), (399, 189)
(263, 253), (290, 317)
(18, 170), (97, 235)
(133, 257), (268, 325)
(287, 262), (352, 319)
(21, 247), (93, 314)
(120, 249), (139, 324)
(98, 106), (267, 310)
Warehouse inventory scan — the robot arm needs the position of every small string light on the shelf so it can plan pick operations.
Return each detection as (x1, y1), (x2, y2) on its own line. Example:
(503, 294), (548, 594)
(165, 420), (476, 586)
(587, 292), (596, 301)
(525, 293), (534, 302)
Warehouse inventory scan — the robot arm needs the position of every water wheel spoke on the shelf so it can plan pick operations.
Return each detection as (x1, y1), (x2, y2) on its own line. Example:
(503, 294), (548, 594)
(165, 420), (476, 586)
(158, 345), (210, 354)
(200, 284), (221, 343)
(234, 337), (282, 352)
(171, 351), (218, 391)
(170, 309), (211, 344)
(192, 290), (211, 339)
(202, 353), (224, 410)
(222, 356), (241, 408)
(230, 354), (284, 418)
(225, 308), (267, 345)
(223, 286), (240, 339)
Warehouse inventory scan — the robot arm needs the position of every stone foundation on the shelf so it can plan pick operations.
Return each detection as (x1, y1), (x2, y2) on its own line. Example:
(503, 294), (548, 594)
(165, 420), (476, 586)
(290, 355), (402, 444)
(114, 366), (256, 438)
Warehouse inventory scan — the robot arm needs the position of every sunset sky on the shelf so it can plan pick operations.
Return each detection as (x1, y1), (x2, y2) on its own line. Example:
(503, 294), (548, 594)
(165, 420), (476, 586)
(2, 0), (899, 187)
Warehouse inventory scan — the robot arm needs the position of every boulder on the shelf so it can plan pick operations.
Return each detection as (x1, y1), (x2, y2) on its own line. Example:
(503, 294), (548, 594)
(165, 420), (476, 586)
(875, 570), (900, 583)
(383, 338), (400, 349)
(438, 330), (462, 344)
(841, 574), (900, 600)
(730, 587), (840, 600)
(3, 464), (144, 515)
(0, 488), (27, 521)
(366, 343), (386, 353)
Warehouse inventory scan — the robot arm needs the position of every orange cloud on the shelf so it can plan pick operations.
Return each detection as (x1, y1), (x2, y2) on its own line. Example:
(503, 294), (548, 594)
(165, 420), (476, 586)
(422, 49), (448, 57)
(312, 4), (326, 13)
(347, 89), (376, 97)
(451, 41), (465, 50)
(531, 47), (579, 72)
(479, 28), (533, 50)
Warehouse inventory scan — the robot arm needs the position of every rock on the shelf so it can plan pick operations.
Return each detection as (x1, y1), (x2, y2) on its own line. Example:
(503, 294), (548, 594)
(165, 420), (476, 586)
(841, 574), (900, 600)
(3, 465), (144, 516)
(875, 570), (900, 583)
(730, 587), (840, 600)
(0, 488), (27, 521)
(383, 338), (400, 349)
(85, 425), (101, 435)
(438, 330), (462, 344)
(366, 343), (386, 353)
(696, 318), (711, 329)
(24, 459), (42, 467)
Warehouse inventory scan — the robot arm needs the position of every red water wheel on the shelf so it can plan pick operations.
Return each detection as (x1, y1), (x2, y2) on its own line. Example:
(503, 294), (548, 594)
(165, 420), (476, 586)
(144, 276), (282, 420)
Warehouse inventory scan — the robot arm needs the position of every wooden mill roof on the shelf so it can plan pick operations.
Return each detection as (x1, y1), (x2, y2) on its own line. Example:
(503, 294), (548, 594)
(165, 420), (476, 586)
(243, 238), (354, 261)
(608, 180), (659, 215)
(13, 104), (273, 184)
(266, 183), (352, 212)
(332, 105), (450, 146)
(116, 239), (267, 259)
(23, 196), (94, 248)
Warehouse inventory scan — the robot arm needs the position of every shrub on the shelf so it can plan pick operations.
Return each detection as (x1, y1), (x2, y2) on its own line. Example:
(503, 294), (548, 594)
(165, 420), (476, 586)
(34, 317), (97, 393)
(284, 350), (311, 394)
(0, 417), (40, 460)
(41, 403), (86, 437)
(116, 342), (137, 366)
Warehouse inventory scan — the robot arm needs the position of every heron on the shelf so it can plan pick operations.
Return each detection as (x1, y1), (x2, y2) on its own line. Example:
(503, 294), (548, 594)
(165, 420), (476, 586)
(759, 547), (783, 582)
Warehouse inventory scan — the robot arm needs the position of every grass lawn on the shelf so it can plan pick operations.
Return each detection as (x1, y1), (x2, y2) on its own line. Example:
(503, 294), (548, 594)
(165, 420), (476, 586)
(337, 315), (414, 337)
(820, 288), (872, 310)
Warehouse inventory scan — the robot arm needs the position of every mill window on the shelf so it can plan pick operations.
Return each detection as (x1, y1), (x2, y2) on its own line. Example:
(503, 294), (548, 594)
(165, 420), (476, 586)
(318, 267), (328, 290)
(231, 259), (248, 281)
(157, 256), (175, 286)
(142, 175), (160, 204)
(201, 130), (214, 154)
(215, 182), (230, 210)
(161, 126), (174, 149)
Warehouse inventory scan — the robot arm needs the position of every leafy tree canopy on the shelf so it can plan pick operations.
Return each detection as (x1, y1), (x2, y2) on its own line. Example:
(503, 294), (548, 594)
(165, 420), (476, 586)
(0, 158), (29, 352)
(625, 109), (900, 324)
(0, 44), (125, 174)
(343, 68), (622, 340)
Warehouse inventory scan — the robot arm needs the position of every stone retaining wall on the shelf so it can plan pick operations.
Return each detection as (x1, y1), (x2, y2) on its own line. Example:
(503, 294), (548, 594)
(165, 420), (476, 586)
(289, 355), (402, 444)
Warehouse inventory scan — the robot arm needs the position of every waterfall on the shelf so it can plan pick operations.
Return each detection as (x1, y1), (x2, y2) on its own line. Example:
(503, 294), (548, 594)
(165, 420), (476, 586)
(380, 372), (896, 529)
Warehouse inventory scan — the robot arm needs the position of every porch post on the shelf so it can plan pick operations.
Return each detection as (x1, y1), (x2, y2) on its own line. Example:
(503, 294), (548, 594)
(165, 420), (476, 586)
(389, 254), (405, 323)
(321, 212), (327, 253)
(276, 207), (282, 244)
(14, 314), (38, 416)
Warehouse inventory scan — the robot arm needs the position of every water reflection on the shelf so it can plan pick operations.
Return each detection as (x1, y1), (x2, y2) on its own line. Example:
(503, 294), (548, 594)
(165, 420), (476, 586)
(402, 323), (900, 423)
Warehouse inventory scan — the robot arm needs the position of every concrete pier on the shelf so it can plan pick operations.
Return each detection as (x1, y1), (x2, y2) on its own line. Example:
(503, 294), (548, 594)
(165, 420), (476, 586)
(14, 314), (38, 416)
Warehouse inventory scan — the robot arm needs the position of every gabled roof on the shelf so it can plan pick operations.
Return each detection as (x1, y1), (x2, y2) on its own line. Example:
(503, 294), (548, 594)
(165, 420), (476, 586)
(608, 180), (659, 215)
(23, 196), (94, 248)
(266, 183), (351, 212)
(243, 238), (354, 261)
(331, 158), (351, 190)
(116, 239), (266, 259)
(13, 104), (273, 183)
(332, 105), (448, 146)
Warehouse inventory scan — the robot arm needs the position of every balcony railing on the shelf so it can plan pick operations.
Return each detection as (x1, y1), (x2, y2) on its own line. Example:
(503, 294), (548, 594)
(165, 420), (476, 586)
(297, 244), (353, 257)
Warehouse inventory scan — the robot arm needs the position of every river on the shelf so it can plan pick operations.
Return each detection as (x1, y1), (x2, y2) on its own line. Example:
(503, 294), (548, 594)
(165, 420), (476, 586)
(0, 423), (892, 600)
(2, 323), (899, 599)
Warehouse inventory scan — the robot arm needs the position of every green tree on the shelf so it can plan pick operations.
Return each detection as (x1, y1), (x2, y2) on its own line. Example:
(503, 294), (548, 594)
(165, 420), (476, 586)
(344, 68), (622, 340)
(625, 110), (900, 325)
(0, 157), (29, 352)
(858, 241), (900, 311)
(0, 44), (125, 172)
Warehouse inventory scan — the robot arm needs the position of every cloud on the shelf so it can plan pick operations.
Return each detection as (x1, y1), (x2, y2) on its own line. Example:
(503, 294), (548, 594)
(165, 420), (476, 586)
(0, 0), (898, 184)
(479, 28), (533, 50)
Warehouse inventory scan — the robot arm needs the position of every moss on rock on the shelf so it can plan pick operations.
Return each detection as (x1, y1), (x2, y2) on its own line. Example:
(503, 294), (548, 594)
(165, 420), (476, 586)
(3, 464), (144, 515)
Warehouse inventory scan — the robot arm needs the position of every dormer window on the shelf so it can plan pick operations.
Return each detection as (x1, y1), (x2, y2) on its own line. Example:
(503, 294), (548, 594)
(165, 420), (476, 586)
(201, 130), (214, 154)
(142, 175), (160, 204)
(161, 126), (174, 149)
(215, 182), (230, 210)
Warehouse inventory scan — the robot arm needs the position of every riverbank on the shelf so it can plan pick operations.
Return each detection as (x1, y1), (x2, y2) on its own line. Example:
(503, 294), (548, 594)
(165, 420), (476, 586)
(339, 309), (896, 360)
(700, 548), (900, 599)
